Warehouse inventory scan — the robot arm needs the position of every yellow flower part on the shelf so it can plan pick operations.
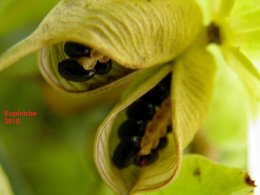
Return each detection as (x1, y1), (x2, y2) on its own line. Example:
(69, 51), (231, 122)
(196, 0), (260, 98)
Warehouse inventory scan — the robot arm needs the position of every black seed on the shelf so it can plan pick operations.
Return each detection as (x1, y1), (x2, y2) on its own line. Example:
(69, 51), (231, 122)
(156, 137), (168, 150)
(160, 74), (171, 90)
(167, 125), (173, 134)
(118, 119), (146, 139)
(140, 87), (168, 105)
(140, 75), (171, 105)
(64, 42), (91, 58)
(136, 149), (159, 167)
(58, 59), (95, 82)
(126, 100), (156, 120)
(95, 60), (112, 75)
(112, 136), (141, 169)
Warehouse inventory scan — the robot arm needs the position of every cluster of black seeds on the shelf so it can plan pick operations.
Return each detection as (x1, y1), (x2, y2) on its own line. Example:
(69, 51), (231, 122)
(112, 74), (172, 169)
(58, 42), (112, 82)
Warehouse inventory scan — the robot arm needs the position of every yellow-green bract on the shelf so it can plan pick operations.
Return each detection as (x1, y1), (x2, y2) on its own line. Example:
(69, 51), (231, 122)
(0, 0), (202, 94)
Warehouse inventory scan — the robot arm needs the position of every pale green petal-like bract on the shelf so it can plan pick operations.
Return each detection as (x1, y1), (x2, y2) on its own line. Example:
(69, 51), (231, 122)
(0, 0), (202, 83)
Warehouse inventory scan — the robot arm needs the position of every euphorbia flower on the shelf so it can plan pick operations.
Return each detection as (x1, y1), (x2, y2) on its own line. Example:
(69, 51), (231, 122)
(195, 0), (260, 98)
(0, 0), (259, 194)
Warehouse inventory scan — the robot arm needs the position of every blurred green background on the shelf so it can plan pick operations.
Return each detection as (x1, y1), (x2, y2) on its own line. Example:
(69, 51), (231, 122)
(0, 0), (253, 195)
(0, 0), (116, 194)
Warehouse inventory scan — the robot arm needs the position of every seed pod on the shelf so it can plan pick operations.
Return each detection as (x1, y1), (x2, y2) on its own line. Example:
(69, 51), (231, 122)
(94, 49), (216, 194)
(0, 0), (202, 95)
(39, 43), (134, 93)
(94, 65), (178, 194)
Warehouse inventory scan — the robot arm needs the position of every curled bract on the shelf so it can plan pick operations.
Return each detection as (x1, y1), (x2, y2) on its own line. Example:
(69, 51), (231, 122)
(39, 42), (136, 93)
(0, 0), (202, 94)
(94, 48), (216, 194)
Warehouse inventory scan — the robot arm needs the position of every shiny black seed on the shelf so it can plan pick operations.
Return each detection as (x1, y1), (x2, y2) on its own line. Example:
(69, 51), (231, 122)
(64, 42), (91, 58)
(156, 137), (168, 150)
(126, 100), (156, 120)
(58, 59), (95, 82)
(136, 149), (159, 167)
(118, 119), (146, 139)
(112, 136), (141, 169)
(140, 75), (171, 105)
(95, 60), (112, 75)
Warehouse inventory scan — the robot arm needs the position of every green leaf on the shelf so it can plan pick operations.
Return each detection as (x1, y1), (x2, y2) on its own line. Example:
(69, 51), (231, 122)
(222, 46), (260, 100)
(0, 0), (202, 72)
(145, 155), (256, 195)
(0, 166), (14, 195)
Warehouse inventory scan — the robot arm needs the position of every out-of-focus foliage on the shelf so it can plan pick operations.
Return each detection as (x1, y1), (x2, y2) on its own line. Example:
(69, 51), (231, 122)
(0, 1), (115, 194)
(203, 45), (251, 168)
(0, 0), (59, 38)
(146, 155), (255, 195)
(0, 61), (116, 195)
